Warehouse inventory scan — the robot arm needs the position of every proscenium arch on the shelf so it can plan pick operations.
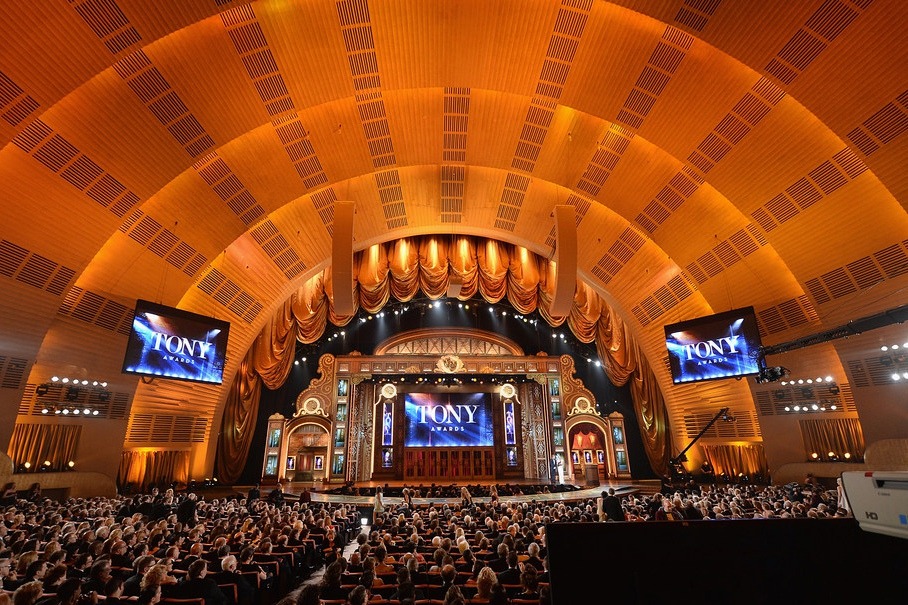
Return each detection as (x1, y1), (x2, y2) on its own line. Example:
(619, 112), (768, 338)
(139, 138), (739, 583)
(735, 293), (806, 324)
(3, 2), (905, 483)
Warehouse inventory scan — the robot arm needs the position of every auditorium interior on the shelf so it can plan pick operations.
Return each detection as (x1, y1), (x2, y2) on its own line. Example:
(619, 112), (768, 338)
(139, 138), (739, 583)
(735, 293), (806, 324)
(0, 0), (907, 601)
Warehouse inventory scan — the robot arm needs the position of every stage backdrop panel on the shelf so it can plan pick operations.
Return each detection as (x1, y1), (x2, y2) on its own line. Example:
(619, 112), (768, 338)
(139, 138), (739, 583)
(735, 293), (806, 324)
(403, 392), (494, 448)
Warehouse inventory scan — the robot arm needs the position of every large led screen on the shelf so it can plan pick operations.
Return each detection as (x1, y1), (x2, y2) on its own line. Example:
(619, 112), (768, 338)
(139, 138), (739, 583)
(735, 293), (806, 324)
(404, 392), (494, 448)
(122, 300), (231, 384)
(664, 306), (762, 384)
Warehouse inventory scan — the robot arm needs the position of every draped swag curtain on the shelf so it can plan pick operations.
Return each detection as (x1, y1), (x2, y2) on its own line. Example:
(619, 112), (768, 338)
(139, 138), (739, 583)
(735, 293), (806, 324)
(118, 450), (190, 491)
(216, 236), (672, 482)
(7, 423), (81, 472)
(701, 444), (768, 477)
(799, 418), (865, 460)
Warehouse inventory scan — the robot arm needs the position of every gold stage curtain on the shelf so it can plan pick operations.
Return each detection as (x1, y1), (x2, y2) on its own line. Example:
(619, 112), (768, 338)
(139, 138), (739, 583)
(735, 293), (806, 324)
(799, 418), (865, 460)
(215, 235), (671, 482)
(118, 450), (189, 491)
(701, 444), (768, 478)
(7, 423), (81, 472)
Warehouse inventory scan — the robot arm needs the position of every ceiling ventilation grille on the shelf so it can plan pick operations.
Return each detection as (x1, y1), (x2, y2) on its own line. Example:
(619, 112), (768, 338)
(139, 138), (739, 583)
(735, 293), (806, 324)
(673, 0), (720, 32)
(803, 241), (908, 306)
(116, 210), (207, 277)
(750, 147), (869, 232)
(311, 189), (338, 235)
(751, 296), (819, 337)
(249, 219), (307, 279)
(0, 70), (40, 127)
(70, 0), (142, 55)
(682, 410), (759, 440)
(0, 239), (76, 297)
(222, 6), (297, 117)
(577, 126), (635, 198)
(11, 119), (140, 218)
(510, 98), (556, 175)
(629, 273), (695, 327)
(764, 0), (864, 85)
(441, 88), (470, 224)
(112, 50), (214, 158)
(192, 152), (267, 227)
(375, 170), (407, 229)
(640, 77), (783, 236)
(440, 165), (465, 224)
(57, 287), (135, 336)
(615, 26), (692, 130)
(590, 227), (646, 286)
(847, 90), (908, 156)
(127, 413), (207, 444)
(634, 164), (706, 234)
(336, 1), (398, 169)
(0, 357), (28, 390)
(493, 173), (530, 231)
(195, 268), (264, 324)
(443, 87), (470, 163)
(535, 0), (591, 100)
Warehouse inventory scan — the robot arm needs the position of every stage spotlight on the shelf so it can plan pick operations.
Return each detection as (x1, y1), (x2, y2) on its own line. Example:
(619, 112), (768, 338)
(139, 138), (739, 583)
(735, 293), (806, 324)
(68, 461), (75, 468)
(24, 462), (31, 469)
(65, 387), (80, 401)
(36, 384), (50, 397)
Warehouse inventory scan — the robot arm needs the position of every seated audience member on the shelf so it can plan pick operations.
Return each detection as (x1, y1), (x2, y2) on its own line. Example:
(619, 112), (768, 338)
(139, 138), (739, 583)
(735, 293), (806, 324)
(317, 561), (347, 602)
(496, 552), (521, 586)
(13, 581), (45, 605)
(345, 585), (368, 605)
(427, 564), (457, 600)
(174, 560), (226, 605)
(103, 576), (126, 605)
(488, 582), (509, 605)
(36, 578), (84, 605)
(516, 567), (540, 599)
(41, 564), (68, 593)
(539, 584), (552, 605)
(295, 585), (319, 605)
(523, 542), (544, 571)
(389, 580), (422, 604)
(444, 585), (466, 605)
(474, 566), (498, 601)
(140, 563), (178, 598)
(124, 555), (156, 597)
(136, 586), (161, 605)
(213, 555), (257, 605)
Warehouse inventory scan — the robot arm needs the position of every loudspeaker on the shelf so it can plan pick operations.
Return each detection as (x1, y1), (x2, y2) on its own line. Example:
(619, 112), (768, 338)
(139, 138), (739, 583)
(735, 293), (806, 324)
(447, 274), (463, 298)
(550, 205), (577, 317)
(332, 201), (355, 315)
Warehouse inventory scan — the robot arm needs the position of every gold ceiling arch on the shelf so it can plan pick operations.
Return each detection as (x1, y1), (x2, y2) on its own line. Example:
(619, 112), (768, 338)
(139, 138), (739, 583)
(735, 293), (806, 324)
(1, 1), (906, 482)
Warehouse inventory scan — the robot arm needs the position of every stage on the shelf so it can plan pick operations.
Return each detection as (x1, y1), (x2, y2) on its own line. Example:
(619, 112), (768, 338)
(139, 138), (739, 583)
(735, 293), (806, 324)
(271, 479), (658, 507)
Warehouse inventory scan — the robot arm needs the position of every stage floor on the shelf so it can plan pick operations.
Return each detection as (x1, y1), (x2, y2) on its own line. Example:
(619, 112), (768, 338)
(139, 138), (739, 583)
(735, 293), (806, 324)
(279, 479), (650, 507)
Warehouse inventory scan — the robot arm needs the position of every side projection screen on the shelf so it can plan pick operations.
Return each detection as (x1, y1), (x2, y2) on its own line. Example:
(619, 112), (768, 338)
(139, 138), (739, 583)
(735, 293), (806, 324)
(404, 392), (494, 447)
(122, 300), (231, 384)
(664, 306), (762, 384)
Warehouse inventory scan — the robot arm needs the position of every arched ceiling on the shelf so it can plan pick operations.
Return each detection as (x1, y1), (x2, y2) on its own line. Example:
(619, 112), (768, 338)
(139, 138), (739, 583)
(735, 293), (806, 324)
(1, 0), (906, 473)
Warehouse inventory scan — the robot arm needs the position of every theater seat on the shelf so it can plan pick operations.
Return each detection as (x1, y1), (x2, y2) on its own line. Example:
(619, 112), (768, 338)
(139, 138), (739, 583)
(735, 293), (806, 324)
(161, 598), (205, 605)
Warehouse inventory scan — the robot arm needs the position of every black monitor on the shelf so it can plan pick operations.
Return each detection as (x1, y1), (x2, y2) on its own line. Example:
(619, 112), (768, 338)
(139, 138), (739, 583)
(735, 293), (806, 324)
(664, 306), (762, 384)
(122, 299), (231, 384)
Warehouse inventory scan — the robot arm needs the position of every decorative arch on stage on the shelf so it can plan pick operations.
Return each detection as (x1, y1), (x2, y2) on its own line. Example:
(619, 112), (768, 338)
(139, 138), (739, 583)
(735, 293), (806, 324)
(216, 235), (670, 483)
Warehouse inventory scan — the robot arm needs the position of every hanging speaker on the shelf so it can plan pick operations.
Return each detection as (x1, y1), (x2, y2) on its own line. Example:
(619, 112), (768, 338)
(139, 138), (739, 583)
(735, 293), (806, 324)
(550, 205), (577, 317)
(333, 201), (355, 316)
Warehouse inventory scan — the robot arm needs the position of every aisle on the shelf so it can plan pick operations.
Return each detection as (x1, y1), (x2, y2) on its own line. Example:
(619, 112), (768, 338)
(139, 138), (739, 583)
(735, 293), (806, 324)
(298, 524), (370, 589)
